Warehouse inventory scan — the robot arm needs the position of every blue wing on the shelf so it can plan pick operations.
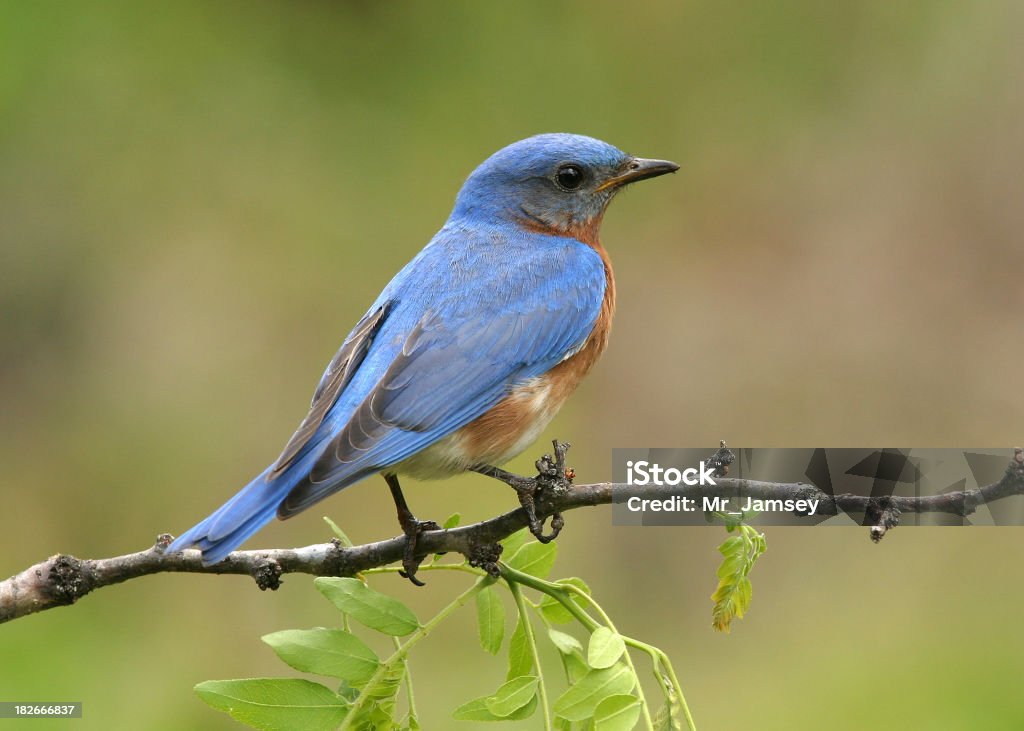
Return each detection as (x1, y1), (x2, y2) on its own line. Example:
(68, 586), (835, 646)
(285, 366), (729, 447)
(168, 223), (606, 562)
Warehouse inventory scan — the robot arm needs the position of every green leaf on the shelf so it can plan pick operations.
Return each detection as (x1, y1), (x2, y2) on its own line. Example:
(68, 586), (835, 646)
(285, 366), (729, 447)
(360, 658), (406, 700)
(363, 702), (392, 729)
(336, 680), (358, 703)
(452, 694), (538, 722)
(549, 627), (591, 683)
(539, 577), (592, 624)
(711, 526), (767, 632)
(561, 649), (591, 683)
(594, 694), (642, 731)
(476, 586), (505, 655)
(506, 617), (533, 680)
(553, 664), (635, 722)
(561, 576), (592, 594)
(442, 513), (462, 529)
(195, 678), (347, 731)
(343, 659), (405, 729)
(500, 528), (531, 558)
(431, 514), (463, 563)
(484, 675), (539, 717)
(718, 535), (743, 555)
(547, 628), (583, 656)
(587, 627), (626, 669)
(653, 701), (683, 731)
(315, 577), (419, 636)
(452, 696), (496, 721)
(323, 517), (353, 548)
(262, 628), (378, 686)
(504, 540), (557, 578)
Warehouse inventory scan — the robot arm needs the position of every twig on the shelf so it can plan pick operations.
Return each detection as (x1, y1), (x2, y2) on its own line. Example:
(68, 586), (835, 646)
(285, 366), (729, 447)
(2, 447), (1021, 626)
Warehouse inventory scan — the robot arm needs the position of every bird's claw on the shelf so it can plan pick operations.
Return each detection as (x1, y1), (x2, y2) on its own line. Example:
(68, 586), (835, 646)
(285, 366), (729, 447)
(511, 479), (564, 543)
(474, 439), (574, 544)
(397, 518), (441, 586)
(529, 440), (573, 541)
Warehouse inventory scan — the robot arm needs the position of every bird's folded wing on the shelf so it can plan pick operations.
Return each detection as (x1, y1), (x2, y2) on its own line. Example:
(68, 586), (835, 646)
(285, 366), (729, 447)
(277, 241), (607, 517)
(269, 302), (392, 478)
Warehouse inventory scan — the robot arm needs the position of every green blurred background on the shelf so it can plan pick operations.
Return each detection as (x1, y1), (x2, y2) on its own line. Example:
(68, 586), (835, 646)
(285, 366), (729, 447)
(2, 2), (1023, 729)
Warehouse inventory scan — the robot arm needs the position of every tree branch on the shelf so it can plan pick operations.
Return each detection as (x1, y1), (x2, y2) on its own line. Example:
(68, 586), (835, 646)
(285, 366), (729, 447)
(3, 447), (1021, 626)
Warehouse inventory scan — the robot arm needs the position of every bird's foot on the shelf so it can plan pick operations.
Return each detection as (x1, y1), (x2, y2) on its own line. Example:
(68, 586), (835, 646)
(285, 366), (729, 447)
(473, 440), (574, 544)
(397, 517), (441, 587)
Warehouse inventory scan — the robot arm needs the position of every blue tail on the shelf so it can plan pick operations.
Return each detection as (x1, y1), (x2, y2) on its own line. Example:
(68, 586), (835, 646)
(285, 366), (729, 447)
(167, 464), (310, 565)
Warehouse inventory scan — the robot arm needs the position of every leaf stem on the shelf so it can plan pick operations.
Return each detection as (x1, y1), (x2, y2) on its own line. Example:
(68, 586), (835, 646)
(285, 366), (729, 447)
(499, 564), (599, 630)
(558, 583), (655, 731)
(500, 564), (697, 731)
(338, 577), (487, 731)
(506, 579), (553, 731)
(621, 637), (697, 731)
(392, 636), (418, 727)
(568, 581), (695, 731)
(535, 610), (574, 686)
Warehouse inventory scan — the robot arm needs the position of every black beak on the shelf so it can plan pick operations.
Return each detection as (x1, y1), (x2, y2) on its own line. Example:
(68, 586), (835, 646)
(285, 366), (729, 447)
(598, 157), (680, 191)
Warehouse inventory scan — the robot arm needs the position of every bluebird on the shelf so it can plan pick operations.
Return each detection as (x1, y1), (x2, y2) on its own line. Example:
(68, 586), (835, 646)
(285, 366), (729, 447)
(168, 133), (678, 583)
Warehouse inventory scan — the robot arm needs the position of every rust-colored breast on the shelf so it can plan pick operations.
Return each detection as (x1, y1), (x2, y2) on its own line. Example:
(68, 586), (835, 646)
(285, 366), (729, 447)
(456, 239), (616, 465)
(544, 240), (616, 402)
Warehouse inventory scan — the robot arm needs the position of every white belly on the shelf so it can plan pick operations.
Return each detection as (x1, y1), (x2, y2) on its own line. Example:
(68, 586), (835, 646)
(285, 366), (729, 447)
(391, 380), (559, 479)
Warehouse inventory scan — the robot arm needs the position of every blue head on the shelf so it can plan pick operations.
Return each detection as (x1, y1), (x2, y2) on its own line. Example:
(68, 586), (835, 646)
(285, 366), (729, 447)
(451, 133), (678, 242)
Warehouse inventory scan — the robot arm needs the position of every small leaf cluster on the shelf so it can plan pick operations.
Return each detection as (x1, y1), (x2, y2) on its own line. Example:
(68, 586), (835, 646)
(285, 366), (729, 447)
(194, 516), (697, 730)
(710, 523), (766, 633)
(449, 526), (693, 730)
(196, 576), (422, 730)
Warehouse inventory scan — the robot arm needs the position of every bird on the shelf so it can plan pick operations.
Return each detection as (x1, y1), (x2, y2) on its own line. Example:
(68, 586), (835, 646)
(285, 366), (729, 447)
(168, 133), (678, 583)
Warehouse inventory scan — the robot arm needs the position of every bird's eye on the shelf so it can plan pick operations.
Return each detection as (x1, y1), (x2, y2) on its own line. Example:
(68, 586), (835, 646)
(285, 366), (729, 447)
(554, 164), (585, 191)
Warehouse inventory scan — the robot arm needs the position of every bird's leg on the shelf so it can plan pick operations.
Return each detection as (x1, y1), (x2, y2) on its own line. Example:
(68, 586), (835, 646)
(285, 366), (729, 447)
(384, 473), (440, 586)
(471, 440), (572, 544)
